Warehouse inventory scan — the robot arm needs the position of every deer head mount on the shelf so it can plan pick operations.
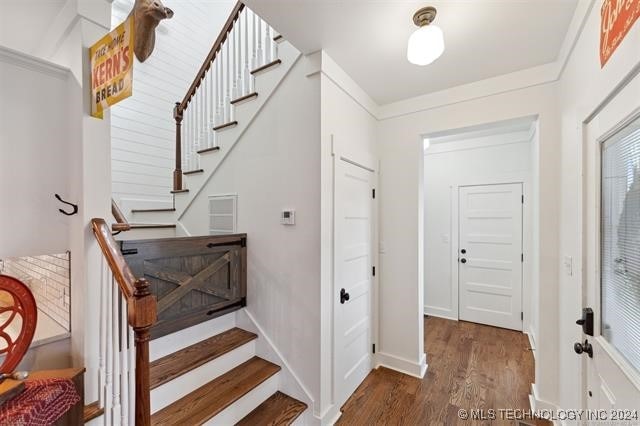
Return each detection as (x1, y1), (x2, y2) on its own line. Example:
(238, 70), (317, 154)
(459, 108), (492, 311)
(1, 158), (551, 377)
(129, 0), (174, 62)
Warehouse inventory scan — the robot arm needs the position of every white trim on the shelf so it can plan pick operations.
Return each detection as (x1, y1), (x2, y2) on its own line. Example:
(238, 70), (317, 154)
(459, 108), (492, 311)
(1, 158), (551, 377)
(236, 309), (315, 410)
(423, 307), (457, 321)
(0, 45), (70, 79)
(529, 383), (562, 426)
(175, 221), (192, 237)
(525, 329), (536, 360)
(375, 352), (427, 379)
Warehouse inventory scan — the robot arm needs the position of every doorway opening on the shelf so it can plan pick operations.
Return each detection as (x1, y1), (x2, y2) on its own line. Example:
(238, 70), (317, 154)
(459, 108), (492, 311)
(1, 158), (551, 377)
(422, 116), (537, 333)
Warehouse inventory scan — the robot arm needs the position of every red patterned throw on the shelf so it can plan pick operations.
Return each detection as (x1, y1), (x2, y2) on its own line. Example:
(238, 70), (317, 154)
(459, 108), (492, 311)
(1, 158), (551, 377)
(0, 378), (80, 425)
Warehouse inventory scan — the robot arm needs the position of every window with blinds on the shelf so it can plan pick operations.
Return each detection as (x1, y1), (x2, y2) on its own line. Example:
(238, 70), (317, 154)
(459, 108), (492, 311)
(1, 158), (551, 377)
(601, 115), (640, 374)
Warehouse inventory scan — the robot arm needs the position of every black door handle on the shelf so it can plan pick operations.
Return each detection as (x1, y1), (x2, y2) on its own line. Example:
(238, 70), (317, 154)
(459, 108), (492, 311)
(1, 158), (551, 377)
(460, 258), (467, 264)
(340, 288), (350, 304)
(576, 307), (594, 336)
(574, 339), (593, 358)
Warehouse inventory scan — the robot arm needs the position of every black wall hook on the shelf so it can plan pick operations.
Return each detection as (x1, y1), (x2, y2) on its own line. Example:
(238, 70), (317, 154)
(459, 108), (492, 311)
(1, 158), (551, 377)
(55, 194), (78, 216)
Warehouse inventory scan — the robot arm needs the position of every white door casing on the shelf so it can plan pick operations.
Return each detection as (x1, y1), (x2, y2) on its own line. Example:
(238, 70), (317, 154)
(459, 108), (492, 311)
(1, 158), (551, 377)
(458, 183), (523, 331)
(333, 155), (375, 408)
(582, 74), (640, 412)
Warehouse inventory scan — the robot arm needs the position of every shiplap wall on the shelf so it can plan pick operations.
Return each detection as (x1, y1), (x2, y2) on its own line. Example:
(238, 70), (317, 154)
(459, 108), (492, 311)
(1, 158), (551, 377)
(111, 0), (234, 215)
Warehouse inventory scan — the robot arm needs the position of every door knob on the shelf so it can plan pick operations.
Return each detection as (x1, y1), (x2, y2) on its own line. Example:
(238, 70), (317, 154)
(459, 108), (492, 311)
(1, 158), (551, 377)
(574, 339), (593, 358)
(340, 288), (350, 304)
(460, 258), (467, 264)
(460, 249), (466, 254)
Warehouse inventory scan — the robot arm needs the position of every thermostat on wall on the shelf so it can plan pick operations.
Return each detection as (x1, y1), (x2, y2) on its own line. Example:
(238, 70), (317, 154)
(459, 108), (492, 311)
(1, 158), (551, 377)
(281, 210), (295, 225)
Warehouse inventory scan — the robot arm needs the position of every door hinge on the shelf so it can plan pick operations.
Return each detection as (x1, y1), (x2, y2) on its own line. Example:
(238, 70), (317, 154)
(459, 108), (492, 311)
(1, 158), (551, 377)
(521, 253), (524, 262)
(372, 343), (376, 354)
(521, 311), (524, 321)
(372, 188), (376, 199)
(521, 195), (524, 204)
(372, 266), (376, 276)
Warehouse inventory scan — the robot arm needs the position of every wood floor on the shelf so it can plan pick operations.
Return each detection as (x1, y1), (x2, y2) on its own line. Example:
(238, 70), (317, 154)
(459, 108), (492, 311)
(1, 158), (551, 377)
(338, 317), (550, 426)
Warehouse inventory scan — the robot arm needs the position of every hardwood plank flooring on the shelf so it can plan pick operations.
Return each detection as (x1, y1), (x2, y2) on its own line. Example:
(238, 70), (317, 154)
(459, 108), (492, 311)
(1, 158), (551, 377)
(338, 317), (551, 426)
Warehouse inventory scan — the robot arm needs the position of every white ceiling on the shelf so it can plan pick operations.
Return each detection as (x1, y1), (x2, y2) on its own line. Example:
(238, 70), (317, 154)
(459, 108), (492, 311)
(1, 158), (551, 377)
(244, 0), (579, 105)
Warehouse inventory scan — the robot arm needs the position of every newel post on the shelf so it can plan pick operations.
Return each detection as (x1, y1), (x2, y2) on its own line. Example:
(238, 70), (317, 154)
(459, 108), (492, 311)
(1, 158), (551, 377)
(131, 277), (156, 426)
(173, 102), (183, 192)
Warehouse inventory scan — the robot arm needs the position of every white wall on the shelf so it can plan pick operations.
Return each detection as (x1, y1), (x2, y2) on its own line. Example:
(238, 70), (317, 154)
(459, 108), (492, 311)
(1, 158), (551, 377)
(556, 1), (640, 412)
(179, 55), (323, 414)
(0, 0), (66, 55)
(377, 82), (561, 405)
(319, 51), (378, 421)
(423, 125), (533, 321)
(110, 0), (234, 214)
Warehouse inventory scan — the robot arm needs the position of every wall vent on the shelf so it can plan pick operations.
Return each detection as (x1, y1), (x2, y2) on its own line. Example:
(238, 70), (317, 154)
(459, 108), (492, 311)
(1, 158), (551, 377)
(208, 195), (238, 235)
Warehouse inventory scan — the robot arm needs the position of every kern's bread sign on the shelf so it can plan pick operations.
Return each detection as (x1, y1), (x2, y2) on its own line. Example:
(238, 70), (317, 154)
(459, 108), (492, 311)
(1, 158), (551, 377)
(90, 16), (135, 118)
(601, 0), (640, 67)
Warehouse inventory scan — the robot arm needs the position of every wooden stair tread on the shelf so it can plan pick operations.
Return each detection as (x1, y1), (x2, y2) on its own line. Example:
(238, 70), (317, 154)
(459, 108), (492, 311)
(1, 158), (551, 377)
(236, 391), (307, 426)
(150, 327), (257, 389)
(151, 357), (281, 425)
(213, 121), (238, 131)
(131, 208), (176, 213)
(251, 59), (282, 75)
(231, 92), (258, 105)
(171, 189), (189, 194)
(184, 168), (204, 175)
(197, 146), (220, 155)
(129, 223), (176, 229)
(84, 401), (104, 422)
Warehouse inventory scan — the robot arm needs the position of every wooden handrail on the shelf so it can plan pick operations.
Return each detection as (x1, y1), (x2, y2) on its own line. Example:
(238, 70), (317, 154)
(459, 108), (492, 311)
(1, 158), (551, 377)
(111, 198), (131, 232)
(173, 1), (245, 191)
(91, 218), (157, 425)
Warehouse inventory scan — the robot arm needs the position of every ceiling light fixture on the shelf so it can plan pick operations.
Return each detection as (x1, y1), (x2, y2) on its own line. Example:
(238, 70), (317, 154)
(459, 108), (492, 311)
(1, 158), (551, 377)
(407, 6), (445, 66)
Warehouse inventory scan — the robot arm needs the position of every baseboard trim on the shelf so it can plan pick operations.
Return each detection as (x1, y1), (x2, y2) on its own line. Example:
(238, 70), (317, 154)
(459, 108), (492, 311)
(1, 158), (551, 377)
(376, 351), (427, 378)
(529, 383), (562, 426)
(524, 328), (536, 360)
(423, 306), (458, 321)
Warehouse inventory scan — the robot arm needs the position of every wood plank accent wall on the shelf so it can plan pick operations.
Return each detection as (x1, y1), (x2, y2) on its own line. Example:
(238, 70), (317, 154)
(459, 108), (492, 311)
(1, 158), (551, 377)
(110, 0), (235, 212)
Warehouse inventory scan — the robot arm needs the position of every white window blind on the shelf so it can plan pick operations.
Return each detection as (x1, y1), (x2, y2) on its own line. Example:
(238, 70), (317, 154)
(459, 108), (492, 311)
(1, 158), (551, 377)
(209, 195), (237, 235)
(601, 115), (640, 374)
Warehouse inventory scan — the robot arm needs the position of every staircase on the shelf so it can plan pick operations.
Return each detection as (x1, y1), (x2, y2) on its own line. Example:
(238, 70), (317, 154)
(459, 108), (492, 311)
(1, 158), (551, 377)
(148, 318), (307, 425)
(120, 1), (301, 237)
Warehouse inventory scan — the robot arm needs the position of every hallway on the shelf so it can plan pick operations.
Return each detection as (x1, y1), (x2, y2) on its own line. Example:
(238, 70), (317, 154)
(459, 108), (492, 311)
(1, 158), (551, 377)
(338, 317), (548, 425)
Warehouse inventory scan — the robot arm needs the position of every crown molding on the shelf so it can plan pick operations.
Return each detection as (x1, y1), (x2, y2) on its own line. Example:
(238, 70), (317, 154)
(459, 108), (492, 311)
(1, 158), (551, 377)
(0, 45), (70, 79)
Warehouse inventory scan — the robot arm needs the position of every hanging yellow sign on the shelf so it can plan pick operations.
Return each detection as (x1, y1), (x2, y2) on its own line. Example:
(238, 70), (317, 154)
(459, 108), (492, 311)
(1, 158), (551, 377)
(90, 16), (134, 119)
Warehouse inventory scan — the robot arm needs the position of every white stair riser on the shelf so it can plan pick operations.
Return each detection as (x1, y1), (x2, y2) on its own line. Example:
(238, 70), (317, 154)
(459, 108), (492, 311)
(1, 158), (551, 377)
(130, 209), (177, 223)
(150, 312), (236, 361)
(116, 227), (176, 240)
(151, 340), (256, 413)
(204, 372), (280, 426)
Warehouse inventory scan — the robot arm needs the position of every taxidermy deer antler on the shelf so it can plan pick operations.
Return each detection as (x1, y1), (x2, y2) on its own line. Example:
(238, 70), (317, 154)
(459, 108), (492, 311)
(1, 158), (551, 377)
(129, 0), (174, 62)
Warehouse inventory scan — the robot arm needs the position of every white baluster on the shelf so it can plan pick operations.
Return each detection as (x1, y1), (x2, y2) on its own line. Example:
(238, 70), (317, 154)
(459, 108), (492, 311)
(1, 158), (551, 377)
(104, 273), (113, 426)
(244, 10), (251, 94)
(128, 321), (135, 426)
(112, 284), (121, 425)
(236, 19), (243, 97)
(207, 69), (215, 147)
(252, 11), (258, 70)
(120, 293), (128, 426)
(99, 259), (107, 411)
(225, 39), (231, 122)
(256, 17), (264, 68)
(216, 57), (223, 127)
(265, 24), (272, 64)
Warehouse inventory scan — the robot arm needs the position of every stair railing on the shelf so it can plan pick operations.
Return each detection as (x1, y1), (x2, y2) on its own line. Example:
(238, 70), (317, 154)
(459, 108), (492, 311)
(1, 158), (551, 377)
(172, 2), (279, 191)
(111, 198), (131, 234)
(92, 218), (157, 426)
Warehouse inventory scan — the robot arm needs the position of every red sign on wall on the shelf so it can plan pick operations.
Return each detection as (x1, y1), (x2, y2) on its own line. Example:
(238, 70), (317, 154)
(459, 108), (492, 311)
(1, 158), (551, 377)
(600, 0), (640, 67)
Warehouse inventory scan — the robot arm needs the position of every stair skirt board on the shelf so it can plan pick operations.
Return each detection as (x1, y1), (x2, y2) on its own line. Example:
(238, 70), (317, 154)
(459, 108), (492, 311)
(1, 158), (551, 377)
(204, 373), (280, 426)
(151, 339), (256, 412)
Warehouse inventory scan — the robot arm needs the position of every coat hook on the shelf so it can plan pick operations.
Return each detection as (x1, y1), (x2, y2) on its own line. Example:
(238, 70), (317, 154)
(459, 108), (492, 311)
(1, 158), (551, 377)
(54, 194), (78, 216)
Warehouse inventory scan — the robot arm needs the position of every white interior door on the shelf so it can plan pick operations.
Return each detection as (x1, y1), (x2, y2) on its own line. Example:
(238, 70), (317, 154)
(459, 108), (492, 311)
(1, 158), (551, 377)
(334, 156), (374, 407)
(582, 76), (640, 412)
(458, 183), (523, 331)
